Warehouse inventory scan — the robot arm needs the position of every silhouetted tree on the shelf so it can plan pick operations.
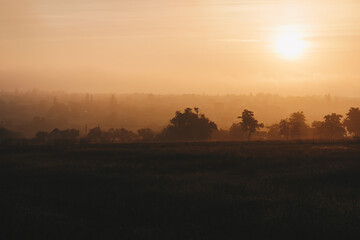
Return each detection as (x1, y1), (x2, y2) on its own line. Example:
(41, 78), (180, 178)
(86, 127), (137, 143)
(35, 131), (48, 143)
(229, 123), (247, 140)
(238, 109), (263, 141)
(267, 123), (281, 140)
(343, 107), (360, 137)
(160, 108), (217, 141)
(137, 128), (155, 141)
(324, 113), (346, 140)
(312, 113), (346, 140)
(288, 111), (308, 139)
(0, 127), (19, 142)
(35, 128), (79, 143)
(311, 121), (326, 139)
(87, 126), (103, 142)
(279, 119), (290, 140)
(54, 129), (79, 142)
(278, 112), (308, 140)
(113, 128), (137, 142)
(194, 107), (199, 116)
(100, 129), (114, 142)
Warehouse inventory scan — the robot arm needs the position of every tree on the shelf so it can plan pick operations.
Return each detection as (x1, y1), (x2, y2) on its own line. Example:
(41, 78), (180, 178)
(36, 131), (48, 143)
(0, 127), (19, 143)
(112, 128), (137, 142)
(323, 113), (346, 140)
(238, 109), (263, 141)
(229, 123), (247, 140)
(288, 111), (308, 139)
(267, 123), (281, 140)
(343, 107), (360, 137)
(36, 128), (79, 143)
(87, 126), (103, 142)
(279, 119), (290, 140)
(137, 128), (155, 141)
(311, 120), (326, 139)
(313, 113), (346, 140)
(160, 108), (217, 141)
(194, 107), (199, 115)
(278, 112), (308, 140)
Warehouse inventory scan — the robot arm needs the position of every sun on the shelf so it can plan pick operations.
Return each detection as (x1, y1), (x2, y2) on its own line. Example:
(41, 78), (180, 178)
(275, 27), (307, 59)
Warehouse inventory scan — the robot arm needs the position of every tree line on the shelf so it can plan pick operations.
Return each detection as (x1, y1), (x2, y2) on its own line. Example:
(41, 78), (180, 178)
(267, 108), (360, 141)
(0, 107), (359, 144)
(2, 91), (359, 138)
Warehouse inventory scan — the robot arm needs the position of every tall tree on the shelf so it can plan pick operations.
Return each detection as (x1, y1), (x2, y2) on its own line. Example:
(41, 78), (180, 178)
(160, 108), (217, 141)
(323, 113), (346, 140)
(288, 111), (308, 139)
(343, 107), (360, 137)
(278, 112), (308, 140)
(313, 113), (346, 140)
(238, 109), (264, 141)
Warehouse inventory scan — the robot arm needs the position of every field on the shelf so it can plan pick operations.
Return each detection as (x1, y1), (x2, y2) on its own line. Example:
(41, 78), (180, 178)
(2, 141), (360, 239)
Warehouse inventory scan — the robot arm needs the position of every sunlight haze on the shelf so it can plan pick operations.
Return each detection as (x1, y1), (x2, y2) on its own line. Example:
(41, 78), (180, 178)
(1, 0), (360, 96)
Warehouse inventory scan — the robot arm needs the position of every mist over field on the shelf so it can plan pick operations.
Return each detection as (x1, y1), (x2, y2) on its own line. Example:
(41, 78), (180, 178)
(0, 91), (359, 138)
(2, 1), (360, 239)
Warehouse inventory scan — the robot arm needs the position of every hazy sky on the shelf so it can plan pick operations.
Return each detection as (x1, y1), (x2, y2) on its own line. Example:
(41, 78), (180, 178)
(1, 0), (360, 96)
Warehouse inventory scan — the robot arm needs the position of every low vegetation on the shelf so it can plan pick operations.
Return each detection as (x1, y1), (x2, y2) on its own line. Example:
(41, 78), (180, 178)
(2, 141), (360, 239)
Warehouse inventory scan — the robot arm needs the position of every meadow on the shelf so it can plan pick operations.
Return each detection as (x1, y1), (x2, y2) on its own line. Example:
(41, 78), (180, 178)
(2, 141), (360, 239)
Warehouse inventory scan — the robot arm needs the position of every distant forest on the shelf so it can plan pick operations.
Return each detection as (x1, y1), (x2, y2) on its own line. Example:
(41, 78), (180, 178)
(0, 90), (360, 143)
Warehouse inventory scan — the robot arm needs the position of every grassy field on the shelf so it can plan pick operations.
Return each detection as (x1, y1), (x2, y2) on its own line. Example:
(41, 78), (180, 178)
(2, 141), (360, 239)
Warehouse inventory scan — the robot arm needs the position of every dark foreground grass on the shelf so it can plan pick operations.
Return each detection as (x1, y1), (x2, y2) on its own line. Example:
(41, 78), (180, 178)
(1, 141), (360, 240)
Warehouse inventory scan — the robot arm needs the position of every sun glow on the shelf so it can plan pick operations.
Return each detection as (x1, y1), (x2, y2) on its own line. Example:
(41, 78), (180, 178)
(275, 27), (307, 59)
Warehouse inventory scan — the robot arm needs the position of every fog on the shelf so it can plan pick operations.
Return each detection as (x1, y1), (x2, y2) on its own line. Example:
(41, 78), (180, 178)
(0, 90), (359, 138)
(1, 0), (360, 96)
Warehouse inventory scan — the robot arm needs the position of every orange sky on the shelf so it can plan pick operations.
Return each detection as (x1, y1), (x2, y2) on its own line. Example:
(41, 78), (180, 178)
(1, 0), (360, 96)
